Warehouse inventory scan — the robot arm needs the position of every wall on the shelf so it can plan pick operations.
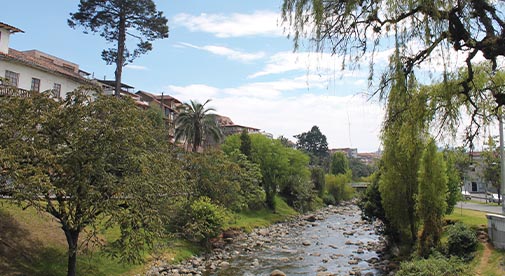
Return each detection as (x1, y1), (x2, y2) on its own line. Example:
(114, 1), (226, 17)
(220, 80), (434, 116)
(0, 60), (85, 98)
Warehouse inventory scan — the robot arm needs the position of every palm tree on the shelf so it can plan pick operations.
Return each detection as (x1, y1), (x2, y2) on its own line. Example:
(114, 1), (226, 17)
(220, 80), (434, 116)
(174, 99), (223, 152)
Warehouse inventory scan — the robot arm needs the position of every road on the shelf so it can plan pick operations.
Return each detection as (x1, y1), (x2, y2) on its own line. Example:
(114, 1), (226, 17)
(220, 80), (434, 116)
(457, 201), (503, 214)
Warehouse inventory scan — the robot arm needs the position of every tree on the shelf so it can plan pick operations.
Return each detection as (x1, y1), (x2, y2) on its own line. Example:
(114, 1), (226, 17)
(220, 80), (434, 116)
(240, 129), (252, 157)
(281, 0), (505, 113)
(349, 157), (374, 179)
(379, 58), (429, 247)
(417, 139), (448, 257)
(311, 166), (326, 197)
(330, 152), (350, 175)
(69, 0), (169, 96)
(482, 135), (501, 203)
(444, 147), (470, 214)
(294, 125), (329, 165)
(174, 99), (223, 152)
(0, 89), (184, 276)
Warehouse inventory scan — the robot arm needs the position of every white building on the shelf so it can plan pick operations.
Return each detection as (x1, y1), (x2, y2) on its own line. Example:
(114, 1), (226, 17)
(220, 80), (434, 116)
(0, 22), (91, 98)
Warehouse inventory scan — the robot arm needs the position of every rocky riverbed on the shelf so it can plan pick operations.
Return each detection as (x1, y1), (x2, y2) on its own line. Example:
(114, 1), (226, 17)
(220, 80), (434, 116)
(143, 203), (395, 276)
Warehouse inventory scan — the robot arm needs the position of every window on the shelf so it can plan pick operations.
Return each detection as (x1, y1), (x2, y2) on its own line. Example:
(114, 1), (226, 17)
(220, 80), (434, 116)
(31, 78), (40, 92)
(53, 83), (61, 97)
(5, 70), (19, 87)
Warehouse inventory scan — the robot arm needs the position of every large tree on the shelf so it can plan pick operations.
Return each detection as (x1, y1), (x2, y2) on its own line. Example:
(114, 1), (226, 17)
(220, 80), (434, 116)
(69, 0), (169, 96)
(282, 0), (505, 142)
(482, 135), (502, 203)
(417, 139), (448, 257)
(0, 89), (183, 276)
(174, 99), (223, 152)
(294, 125), (329, 165)
(330, 152), (350, 175)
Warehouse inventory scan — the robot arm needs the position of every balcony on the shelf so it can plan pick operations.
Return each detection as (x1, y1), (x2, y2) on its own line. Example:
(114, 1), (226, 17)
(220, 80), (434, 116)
(0, 85), (32, 97)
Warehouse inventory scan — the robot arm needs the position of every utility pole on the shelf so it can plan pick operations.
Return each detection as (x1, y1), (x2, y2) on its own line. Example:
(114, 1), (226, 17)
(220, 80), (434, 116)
(500, 112), (505, 214)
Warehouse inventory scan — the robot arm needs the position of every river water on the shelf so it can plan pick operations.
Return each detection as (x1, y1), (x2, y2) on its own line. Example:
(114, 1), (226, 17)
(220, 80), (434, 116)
(208, 204), (385, 276)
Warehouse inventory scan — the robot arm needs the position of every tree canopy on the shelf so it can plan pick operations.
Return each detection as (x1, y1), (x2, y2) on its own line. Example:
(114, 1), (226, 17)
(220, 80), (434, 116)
(69, 0), (169, 96)
(0, 89), (184, 276)
(294, 125), (329, 165)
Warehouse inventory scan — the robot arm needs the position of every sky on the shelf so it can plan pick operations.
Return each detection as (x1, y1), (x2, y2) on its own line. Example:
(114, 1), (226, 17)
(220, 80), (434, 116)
(4, 1), (395, 152)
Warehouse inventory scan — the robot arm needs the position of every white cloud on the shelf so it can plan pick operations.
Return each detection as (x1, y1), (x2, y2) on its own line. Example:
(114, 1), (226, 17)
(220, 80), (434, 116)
(177, 42), (265, 62)
(125, 64), (148, 70)
(165, 79), (384, 152)
(172, 11), (283, 38)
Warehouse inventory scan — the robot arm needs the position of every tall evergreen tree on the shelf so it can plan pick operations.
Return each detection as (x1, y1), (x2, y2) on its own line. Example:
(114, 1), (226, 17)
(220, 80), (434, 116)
(417, 139), (448, 257)
(69, 0), (169, 96)
(239, 129), (252, 157)
(294, 125), (329, 165)
(174, 99), (223, 152)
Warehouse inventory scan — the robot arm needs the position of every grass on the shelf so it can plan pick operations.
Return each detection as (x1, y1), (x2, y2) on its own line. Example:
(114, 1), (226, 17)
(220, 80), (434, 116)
(225, 196), (298, 232)
(0, 200), (140, 276)
(446, 208), (488, 228)
(445, 208), (505, 275)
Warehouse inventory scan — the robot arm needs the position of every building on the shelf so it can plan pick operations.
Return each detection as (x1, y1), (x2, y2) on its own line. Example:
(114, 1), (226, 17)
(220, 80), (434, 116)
(330, 148), (358, 159)
(463, 152), (490, 193)
(136, 90), (181, 139)
(0, 22), (92, 98)
(216, 115), (260, 136)
(94, 79), (150, 109)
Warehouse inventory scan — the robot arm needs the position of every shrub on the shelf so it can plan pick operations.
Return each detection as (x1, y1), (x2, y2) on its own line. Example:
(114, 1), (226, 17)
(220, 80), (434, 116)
(325, 173), (354, 203)
(446, 222), (478, 260)
(396, 255), (471, 276)
(183, 197), (229, 247)
(321, 193), (336, 205)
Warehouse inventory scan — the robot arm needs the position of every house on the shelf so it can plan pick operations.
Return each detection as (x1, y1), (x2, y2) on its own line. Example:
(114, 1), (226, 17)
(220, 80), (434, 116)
(463, 152), (491, 193)
(0, 22), (92, 98)
(94, 79), (149, 109)
(330, 148), (359, 159)
(136, 90), (181, 139)
(216, 115), (260, 136)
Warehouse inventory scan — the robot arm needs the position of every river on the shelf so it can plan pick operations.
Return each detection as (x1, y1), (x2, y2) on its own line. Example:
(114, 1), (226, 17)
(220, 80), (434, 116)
(146, 204), (388, 276)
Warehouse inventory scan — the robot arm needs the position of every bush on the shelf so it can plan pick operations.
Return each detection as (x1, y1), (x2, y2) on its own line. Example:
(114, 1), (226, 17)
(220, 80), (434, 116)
(325, 173), (354, 203)
(396, 255), (471, 276)
(446, 222), (478, 260)
(183, 197), (229, 247)
(321, 193), (336, 205)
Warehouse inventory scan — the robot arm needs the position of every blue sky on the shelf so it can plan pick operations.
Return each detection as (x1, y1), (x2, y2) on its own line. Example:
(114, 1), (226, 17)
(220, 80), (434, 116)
(3, 0), (387, 152)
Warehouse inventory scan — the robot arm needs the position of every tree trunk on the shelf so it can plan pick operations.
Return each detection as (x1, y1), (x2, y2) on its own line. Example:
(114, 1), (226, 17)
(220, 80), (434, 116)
(65, 229), (80, 276)
(115, 13), (127, 97)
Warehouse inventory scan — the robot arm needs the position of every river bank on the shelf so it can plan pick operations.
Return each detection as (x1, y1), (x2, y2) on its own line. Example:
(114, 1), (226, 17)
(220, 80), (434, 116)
(143, 203), (394, 276)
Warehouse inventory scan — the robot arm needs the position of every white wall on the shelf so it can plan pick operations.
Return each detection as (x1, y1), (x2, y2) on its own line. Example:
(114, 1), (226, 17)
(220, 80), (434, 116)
(0, 60), (85, 98)
(0, 28), (10, 54)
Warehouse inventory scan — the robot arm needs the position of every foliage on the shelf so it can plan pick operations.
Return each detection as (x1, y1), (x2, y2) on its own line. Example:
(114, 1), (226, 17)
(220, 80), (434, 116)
(277, 135), (295, 148)
(68, 0), (168, 96)
(174, 99), (223, 152)
(349, 157), (375, 179)
(417, 139), (448, 257)
(183, 197), (229, 247)
(239, 129), (252, 157)
(379, 62), (429, 246)
(294, 125), (329, 165)
(446, 222), (478, 261)
(482, 135), (502, 202)
(281, 0), (505, 140)
(223, 134), (313, 210)
(396, 254), (471, 276)
(311, 166), (326, 197)
(0, 89), (184, 276)
(443, 147), (470, 214)
(330, 152), (349, 175)
(325, 173), (354, 204)
(183, 150), (263, 211)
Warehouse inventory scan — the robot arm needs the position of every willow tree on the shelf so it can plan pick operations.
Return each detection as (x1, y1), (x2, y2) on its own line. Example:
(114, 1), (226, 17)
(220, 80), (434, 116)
(69, 0), (169, 96)
(0, 89), (184, 276)
(417, 139), (448, 257)
(379, 52), (429, 247)
(282, 0), (505, 141)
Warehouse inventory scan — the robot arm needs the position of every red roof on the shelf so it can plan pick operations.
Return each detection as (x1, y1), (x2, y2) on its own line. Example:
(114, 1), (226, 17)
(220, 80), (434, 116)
(0, 49), (90, 85)
(0, 22), (24, 33)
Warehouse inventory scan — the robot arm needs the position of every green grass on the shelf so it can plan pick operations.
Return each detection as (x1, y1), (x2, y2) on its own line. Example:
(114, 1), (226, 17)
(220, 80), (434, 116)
(0, 200), (141, 276)
(225, 196), (298, 232)
(446, 208), (488, 228)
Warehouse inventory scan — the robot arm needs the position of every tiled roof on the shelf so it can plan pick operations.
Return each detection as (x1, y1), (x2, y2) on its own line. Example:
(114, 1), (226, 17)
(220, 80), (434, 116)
(136, 90), (177, 112)
(0, 49), (90, 85)
(0, 22), (23, 33)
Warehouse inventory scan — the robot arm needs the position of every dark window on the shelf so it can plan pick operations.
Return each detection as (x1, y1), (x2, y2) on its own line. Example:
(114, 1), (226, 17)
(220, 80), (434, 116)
(53, 83), (61, 97)
(31, 78), (40, 92)
(5, 70), (19, 87)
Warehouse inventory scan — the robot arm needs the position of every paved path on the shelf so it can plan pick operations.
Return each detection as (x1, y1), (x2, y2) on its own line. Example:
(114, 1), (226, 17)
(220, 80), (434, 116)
(456, 201), (503, 214)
